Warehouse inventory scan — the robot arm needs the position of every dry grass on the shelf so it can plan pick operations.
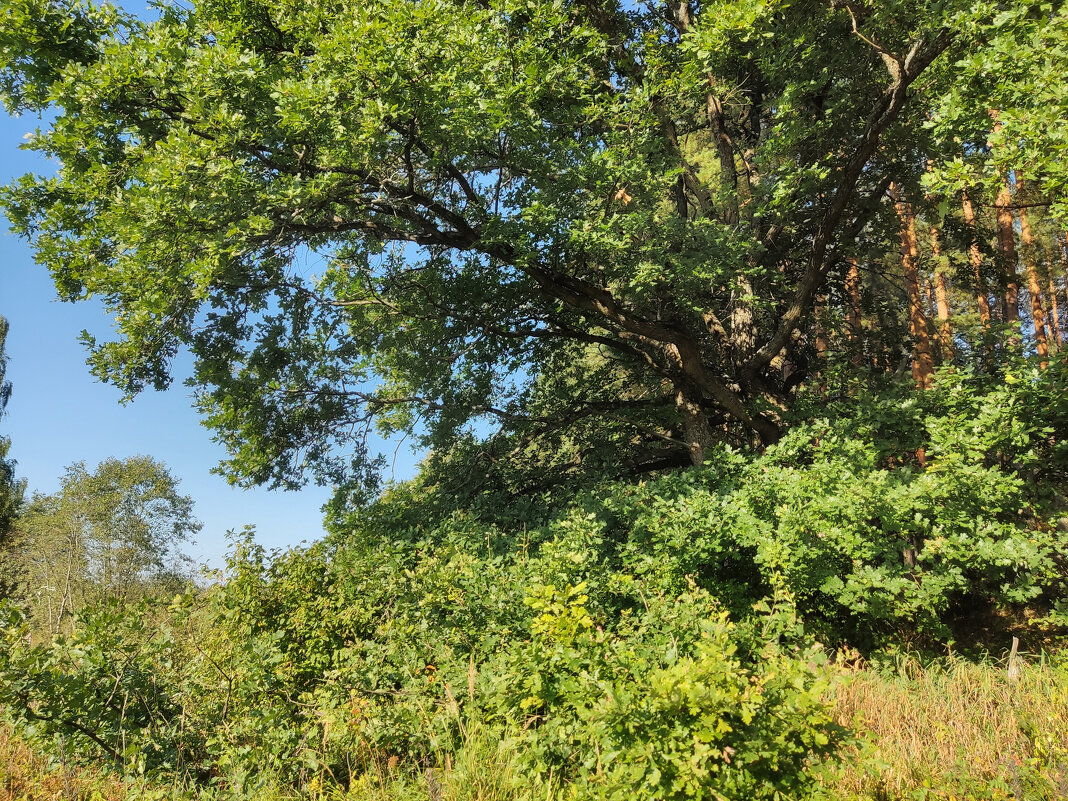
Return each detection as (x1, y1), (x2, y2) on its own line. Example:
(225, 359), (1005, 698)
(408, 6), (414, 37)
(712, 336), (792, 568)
(0, 724), (125, 801)
(3, 654), (1067, 801)
(826, 652), (1068, 800)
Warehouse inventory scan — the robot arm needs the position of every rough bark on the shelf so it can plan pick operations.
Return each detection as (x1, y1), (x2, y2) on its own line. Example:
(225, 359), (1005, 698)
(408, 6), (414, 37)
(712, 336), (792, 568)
(962, 189), (992, 328)
(1048, 262), (1062, 351)
(890, 183), (934, 389)
(930, 225), (954, 362)
(845, 259), (864, 365)
(1017, 177), (1048, 365)
(995, 174), (1020, 326)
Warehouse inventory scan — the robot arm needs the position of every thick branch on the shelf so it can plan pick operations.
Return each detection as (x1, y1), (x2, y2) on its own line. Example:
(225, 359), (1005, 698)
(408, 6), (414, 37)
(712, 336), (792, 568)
(747, 27), (953, 374)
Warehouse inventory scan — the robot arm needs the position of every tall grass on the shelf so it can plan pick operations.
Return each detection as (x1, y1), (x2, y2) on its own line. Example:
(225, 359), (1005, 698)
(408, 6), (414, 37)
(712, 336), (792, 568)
(825, 651), (1068, 800)
(4, 653), (1066, 801)
(0, 723), (125, 801)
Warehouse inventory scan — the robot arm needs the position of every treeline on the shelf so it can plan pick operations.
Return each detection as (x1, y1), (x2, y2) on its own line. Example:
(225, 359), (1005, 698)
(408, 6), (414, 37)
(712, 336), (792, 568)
(0, 319), (200, 634)
(810, 166), (1068, 390)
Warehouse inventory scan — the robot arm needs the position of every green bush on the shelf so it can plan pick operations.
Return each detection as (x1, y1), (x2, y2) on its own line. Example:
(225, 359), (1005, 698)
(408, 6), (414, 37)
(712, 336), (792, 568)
(1, 370), (1066, 796)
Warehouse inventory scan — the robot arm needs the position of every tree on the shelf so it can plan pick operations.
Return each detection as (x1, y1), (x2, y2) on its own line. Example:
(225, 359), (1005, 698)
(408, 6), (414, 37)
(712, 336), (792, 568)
(1, 0), (1065, 491)
(7, 456), (200, 634)
(889, 183), (934, 388)
(0, 316), (26, 595)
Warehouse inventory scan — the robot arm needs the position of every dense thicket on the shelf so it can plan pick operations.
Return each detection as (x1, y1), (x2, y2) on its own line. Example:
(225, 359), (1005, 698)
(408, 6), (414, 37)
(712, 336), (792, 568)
(2, 0), (1068, 798)
(1, 370), (1066, 799)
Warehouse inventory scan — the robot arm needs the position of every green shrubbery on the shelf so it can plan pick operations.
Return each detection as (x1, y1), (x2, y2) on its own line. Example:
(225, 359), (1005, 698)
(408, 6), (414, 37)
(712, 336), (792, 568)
(1, 368), (1066, 798)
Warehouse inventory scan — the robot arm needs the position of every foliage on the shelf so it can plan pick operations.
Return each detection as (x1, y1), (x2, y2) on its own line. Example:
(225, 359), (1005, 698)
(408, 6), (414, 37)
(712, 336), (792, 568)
(0, 367), (1065, 798)
(2, 0), (1067, 487)
(487, 591), (842, 800)
(0, 316), (26, 597)
(2, 1), (1068, 796)
(5, 456), (201, 635)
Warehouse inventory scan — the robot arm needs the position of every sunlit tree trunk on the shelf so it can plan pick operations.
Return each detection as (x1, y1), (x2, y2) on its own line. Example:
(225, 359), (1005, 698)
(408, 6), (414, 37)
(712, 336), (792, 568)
(890, 183), (934, 389)
(1048, 263), (1062, 351)
(962, 190), (992, 329)
(995, 174), (1020, 328)
(1016, 177), (1048, 366)
(930, 226), (954, 362)
(1051, 234), (1068, 350)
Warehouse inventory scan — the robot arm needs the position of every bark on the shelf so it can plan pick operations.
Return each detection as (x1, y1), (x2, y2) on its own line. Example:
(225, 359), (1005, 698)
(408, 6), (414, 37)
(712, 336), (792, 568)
(995, 174), (1020, 326)
(845, 259), (865, 365)
(890, 183), (934, 389)
(1052, 233), (1068, 349)
(814, 294), (829, 362)
(930, 225), (954, 362)
(675, 389), (714, 466)
(1048, 262), (1062, 351)
(1016, 177), (1048, 365)
(813, 292), (828, 395)
(962, 189), (992, 328)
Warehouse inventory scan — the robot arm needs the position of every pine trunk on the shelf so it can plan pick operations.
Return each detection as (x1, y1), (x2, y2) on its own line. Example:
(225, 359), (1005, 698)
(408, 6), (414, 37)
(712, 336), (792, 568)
(845, 259), (864, 365)
(962, 190), (992, 328)
(995, 175), (1020, 326)
(1016, 177), (1048, 365)
(890, 183), (935, 389)
(1048, 262), (1062, 351)
(930, 226), (954, 362)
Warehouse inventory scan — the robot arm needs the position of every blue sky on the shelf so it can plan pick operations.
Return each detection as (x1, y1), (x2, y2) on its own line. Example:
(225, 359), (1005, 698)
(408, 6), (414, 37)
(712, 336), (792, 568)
(0, 109), (420, 569)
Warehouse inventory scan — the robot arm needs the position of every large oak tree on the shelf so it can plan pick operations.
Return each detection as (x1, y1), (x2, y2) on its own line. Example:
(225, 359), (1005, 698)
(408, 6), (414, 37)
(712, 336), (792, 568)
(1, 0), (1064, 489)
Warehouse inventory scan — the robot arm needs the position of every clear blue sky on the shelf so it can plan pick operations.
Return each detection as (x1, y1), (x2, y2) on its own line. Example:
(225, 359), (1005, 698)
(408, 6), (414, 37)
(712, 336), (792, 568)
(0, 109), (420, 569)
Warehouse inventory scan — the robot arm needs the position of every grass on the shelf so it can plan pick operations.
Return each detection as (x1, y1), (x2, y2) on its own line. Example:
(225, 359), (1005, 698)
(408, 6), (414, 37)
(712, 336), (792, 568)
(823, 650), (1068, 800)
(2, 654), (1066, 801)
(0, 724), (124, 801)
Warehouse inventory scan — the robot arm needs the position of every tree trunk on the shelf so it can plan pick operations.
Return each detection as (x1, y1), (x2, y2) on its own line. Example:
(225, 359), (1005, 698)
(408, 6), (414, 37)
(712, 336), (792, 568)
(676, 389), (714, 466)
(1052, 233), (1068, 350)
(962, 189), (992, 328)
(995, 174), (1020, 327)
(1016, 177), (1048, 366)
(930, 225), (954, 362)
(845, 258), (863, 367)
(814, 292), (828, 395)
(1048, 262), (1062, 351)
(890, 183), (935, 389)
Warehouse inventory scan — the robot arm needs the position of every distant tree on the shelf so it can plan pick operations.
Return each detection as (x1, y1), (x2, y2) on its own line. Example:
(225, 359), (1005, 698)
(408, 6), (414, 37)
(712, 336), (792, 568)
(0, 316), (26, 596)
(8, 456), (200, 634)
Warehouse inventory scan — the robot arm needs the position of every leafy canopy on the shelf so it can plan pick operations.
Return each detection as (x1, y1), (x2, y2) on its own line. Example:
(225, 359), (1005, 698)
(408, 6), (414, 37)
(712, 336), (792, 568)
(1, 0), (1065, 489)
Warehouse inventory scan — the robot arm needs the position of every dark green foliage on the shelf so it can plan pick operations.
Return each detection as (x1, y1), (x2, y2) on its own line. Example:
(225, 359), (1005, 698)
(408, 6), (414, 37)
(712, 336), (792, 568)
(2, 0), (1068, 792)
(0, 316), (26, 597)
(3, 0), (1066, 483)
(1, 368), (1065, 798)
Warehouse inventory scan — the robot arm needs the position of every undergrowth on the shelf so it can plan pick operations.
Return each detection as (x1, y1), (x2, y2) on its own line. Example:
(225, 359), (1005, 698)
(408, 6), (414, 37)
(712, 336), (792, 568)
(4, 651), (1065, 801)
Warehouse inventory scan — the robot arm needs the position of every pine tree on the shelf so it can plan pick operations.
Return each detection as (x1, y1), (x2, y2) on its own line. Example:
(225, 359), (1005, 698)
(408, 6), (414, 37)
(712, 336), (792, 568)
(962, 190), (993, 329)
(890, 184), (935, 389)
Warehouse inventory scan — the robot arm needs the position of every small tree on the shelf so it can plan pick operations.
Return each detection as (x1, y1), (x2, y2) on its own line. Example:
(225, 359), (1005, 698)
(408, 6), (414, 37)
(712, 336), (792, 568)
(9, 456), (200, 635)
(0, 316), (26, 597)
